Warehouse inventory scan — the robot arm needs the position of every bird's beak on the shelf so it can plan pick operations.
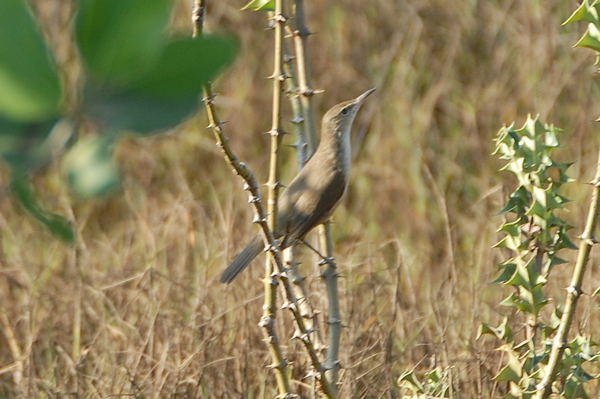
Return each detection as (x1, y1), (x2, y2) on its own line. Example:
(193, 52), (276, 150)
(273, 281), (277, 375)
(355, 88), (376, 105)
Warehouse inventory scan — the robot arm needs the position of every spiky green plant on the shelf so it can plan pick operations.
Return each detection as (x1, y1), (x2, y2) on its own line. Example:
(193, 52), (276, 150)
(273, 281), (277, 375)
(480, 115), (599, 399)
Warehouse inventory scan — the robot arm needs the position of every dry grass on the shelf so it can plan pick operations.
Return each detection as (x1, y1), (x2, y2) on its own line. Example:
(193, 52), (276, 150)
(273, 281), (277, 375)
(1, 0), (600, 397)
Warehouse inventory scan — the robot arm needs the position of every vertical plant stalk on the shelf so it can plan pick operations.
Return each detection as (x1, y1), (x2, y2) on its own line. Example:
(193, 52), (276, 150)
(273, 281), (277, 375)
(318, 222), (341, 396)
(263, 0), (292, 395)
(283, 246), (326, 354)
(194, 2), (335, 396)
(291, 0), (318, 150)
(534, 147), (600, 399)
(201, 69), (334, 399)
(194, 2), (292, 395)
(282, 39), (311, 167)
(291, 0), (341, 391)
(282, 39), (326, 355)
(202, 84), (292, 396)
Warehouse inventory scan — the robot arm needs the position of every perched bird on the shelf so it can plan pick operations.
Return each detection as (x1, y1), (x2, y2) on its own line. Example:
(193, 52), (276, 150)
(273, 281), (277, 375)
(220, 88), (375, 283)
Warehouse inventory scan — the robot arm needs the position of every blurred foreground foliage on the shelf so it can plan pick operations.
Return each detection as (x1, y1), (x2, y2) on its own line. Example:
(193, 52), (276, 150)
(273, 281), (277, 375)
(0, 0), (236, 240)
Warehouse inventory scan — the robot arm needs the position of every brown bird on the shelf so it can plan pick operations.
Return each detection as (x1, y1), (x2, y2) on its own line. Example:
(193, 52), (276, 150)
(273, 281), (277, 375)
(220, 88), (375, 283)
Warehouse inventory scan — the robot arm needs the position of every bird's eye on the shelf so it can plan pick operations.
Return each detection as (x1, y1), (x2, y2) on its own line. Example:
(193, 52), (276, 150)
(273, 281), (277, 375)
(341, 107), (350, 115)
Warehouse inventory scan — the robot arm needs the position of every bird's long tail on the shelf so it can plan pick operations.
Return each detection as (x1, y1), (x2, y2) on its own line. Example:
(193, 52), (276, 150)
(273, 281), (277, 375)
(220, 235), (264, 283)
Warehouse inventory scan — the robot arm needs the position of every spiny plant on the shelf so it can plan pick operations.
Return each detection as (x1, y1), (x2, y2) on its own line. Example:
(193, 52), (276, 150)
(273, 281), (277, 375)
(401, 1), (600, 396)
(479, 115), (600, 399)
(398, 366), (452, 398)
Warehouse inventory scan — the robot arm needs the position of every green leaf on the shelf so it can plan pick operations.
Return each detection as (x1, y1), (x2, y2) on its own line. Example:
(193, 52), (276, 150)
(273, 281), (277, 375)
(11, 173), (74, 242)
(493, 235), (521, 251)
(493, 351), (522, 383)
(242, 0), (274, 11)
(0, 0), (61, 121)
(491, 262), (517, 284)
(83, 35), (237, 133)
(506, 264), (529, 287)
(397, 369), (425, 393)
(564, 373), (591, 399)
(76, 0), (171, 85)
(478, 318), (513, 342)
(83, 84), (199, 133)
(564, 0), (600, 25)
(498, 219), (521, 236)
(126, 36), (237, 97)
(575, 23), (600, 54)
(64, 136), (119, 198)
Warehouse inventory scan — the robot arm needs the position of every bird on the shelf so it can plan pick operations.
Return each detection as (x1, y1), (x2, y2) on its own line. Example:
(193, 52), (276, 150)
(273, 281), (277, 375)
(220, 88), (375, 283)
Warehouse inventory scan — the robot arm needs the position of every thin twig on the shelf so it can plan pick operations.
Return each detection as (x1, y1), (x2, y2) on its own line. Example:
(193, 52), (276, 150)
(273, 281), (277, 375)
(534, 146), (600, 399)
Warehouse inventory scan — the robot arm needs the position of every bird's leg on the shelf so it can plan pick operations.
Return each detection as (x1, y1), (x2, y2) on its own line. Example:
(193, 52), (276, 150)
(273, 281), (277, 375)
(302, 240), (335, 267)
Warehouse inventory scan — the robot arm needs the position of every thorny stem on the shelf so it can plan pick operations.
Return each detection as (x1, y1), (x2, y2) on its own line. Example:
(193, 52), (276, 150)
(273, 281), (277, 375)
(282, 14), (325, 360)
(282, 40), (311, 168)
(534, 146), (600, 399)
(318, 222), (341, 396)
(196, 1), (292, 395)
(265, 0), (291, 396)
(289, 0), (340, 394)
(194, 1), (335, 397)
(290, 0), (318, 151)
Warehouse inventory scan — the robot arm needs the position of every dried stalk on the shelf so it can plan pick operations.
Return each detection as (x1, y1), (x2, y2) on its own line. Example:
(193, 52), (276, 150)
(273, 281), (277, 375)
(534, 146), (600, 399)
(194, 1), (334, 396)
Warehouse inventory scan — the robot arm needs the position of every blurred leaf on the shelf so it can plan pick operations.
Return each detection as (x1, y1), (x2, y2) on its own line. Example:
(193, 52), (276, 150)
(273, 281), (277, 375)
(397, 369), (425, 393)
(83, 35), (237, 133)
(83, 84), (198, 133)
(11, 173), (74, 242)
(242, 0), (274, 11)
(76, 0), (171, 84)
(127, 36), (237, 97)
(564, 373), (591, 399)
(0, 0), (61, 121)
(0, 117), (69, 171)
(64, 136), (119, 198)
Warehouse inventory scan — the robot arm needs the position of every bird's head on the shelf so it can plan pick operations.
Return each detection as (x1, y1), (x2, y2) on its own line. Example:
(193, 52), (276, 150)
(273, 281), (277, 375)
(321, 88), (376, 138)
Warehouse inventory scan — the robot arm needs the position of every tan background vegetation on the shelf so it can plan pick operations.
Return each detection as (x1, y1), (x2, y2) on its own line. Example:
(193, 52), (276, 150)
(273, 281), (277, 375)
(1, 0), (600, 397)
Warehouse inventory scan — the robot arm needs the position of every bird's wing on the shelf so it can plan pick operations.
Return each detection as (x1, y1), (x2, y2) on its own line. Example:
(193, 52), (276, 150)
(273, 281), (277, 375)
(279, 168), (346, 247)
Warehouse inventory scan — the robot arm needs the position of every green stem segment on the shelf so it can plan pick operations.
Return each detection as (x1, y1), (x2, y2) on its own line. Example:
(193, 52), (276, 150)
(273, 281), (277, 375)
(534, 146), (600, 399)
(291, 0), (318, 153)
(319, 222), (340, 397)
(263, 0), (291, 396)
